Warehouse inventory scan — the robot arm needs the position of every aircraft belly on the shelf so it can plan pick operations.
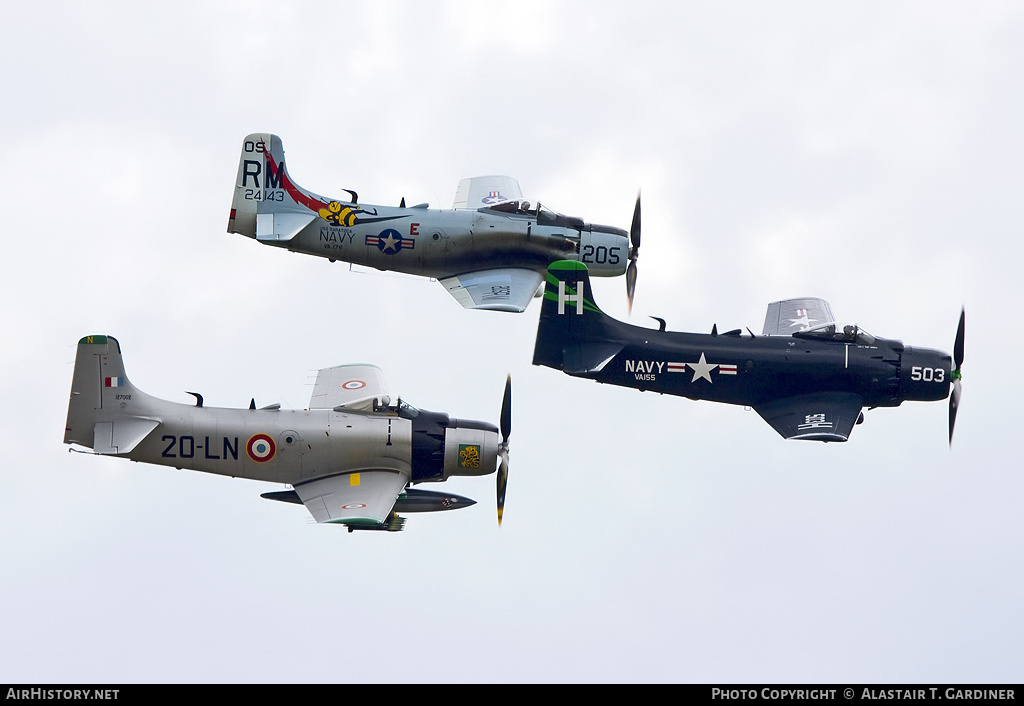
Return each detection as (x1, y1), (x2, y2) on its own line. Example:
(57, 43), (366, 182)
(289, 212), (576, 278)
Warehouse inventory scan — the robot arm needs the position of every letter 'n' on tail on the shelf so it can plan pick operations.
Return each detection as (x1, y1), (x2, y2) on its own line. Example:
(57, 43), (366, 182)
(227, 133), (321, 244)
(532, 260), (624, 375)
(64, 336), (160, 456)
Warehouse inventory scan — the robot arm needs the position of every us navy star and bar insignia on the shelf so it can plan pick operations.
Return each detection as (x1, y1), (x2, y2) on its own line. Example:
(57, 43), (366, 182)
(625, 353), (738, 382)
(365, 228), (415, 254)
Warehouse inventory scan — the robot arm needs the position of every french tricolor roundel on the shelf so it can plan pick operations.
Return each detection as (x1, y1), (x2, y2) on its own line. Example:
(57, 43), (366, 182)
(342, 380), (366, 390)
(246, 434), (276, 462)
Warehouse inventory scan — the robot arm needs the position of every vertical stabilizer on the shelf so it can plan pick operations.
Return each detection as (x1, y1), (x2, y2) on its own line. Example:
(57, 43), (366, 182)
(64, 336), (159, 454)
(227, 133), (320, 241)
(532, 261), (623, 374)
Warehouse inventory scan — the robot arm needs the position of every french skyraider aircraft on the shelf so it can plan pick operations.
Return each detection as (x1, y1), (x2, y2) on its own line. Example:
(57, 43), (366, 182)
(64, 336), (514, 531)
(533, 261), (965, 443)
(228, 133), (642, 312)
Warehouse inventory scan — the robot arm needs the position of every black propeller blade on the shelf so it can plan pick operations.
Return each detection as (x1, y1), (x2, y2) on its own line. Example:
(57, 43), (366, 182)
(626, 193), (641, 315)
(949, 308), (965, 445)
(496, 375), (511, 525)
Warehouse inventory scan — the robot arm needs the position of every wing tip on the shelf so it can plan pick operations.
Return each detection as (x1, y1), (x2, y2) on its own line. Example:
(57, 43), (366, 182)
(787, 432), (850, 442)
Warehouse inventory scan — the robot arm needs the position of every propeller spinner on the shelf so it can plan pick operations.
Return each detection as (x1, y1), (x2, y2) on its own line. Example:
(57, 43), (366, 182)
(626, 194), (641, 315)
(496, 375), (512, 525)
(949, 307), (965, 445)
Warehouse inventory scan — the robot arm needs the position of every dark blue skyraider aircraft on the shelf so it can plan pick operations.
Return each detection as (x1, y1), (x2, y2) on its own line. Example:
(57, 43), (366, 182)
(532, 261), (964, 443)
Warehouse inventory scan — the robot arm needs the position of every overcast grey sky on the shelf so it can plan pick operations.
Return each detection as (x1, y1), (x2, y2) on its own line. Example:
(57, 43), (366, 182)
(2, 1), (1022, 683)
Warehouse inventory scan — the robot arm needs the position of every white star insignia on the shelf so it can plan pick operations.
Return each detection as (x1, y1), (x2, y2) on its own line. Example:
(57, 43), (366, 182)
(788, 314), (816, 330)
(380, 232), (400, 252)
(687, 352), (718, 383)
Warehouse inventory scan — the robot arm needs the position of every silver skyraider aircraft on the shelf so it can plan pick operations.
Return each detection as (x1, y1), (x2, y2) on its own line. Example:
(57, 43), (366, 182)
(64, 336), (513, 532)
(228, 133), (642, 312)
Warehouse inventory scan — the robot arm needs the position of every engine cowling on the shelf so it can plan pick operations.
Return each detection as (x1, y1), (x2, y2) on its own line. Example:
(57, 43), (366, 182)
(578, 227), (629, 276)
(899, 346), (952, 402)
(409, 409), (498, 482)
(442, 419), (499, 479)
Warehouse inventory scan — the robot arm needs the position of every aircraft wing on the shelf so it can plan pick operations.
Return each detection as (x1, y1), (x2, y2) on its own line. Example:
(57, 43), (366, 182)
(293, 470), (409, 526)
(753, 392), (863, 442)
(440, 268), (544, 312)
(309, 364), (390, 412)
(452, 175), (523, 209)
(762, 298), (836, 335)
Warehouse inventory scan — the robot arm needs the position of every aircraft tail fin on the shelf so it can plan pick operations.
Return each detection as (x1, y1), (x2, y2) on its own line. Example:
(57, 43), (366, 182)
(227, 133), (321, 242)
(64, 336), (160, 455)
(532, 261), (624, 374)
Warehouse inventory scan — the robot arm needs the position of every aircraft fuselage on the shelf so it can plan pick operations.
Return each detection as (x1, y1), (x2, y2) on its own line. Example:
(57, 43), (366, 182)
(71, 387), (499, 487)
(126, 405), (410, 485)
(238, 195), (629, 279)
(557, 325), (951, 410)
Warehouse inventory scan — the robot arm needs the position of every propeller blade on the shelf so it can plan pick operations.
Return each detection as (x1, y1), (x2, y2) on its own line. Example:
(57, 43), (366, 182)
(500, 375), (511, 443)
(630, 193), (641, 251)
(954, 307), (965, 370)
(949, 308), (965, 446)
(949, 378), (961, 446)
(626, 194), (641, 315)
(497, 375), (511, 525)
(626, 259), (638, 315)
(496, 448), (508, 526)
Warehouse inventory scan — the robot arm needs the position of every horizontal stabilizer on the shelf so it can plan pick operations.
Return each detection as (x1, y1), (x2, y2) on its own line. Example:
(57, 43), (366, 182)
(91, 418), (160, 455)
(255, 211), (317, 242)
(563, 341), (624, 374)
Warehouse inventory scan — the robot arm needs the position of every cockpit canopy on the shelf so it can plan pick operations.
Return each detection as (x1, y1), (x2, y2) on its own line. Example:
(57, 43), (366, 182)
(487, 200), (586, 229)
(372, 396), (421, 418)
(792, 322), (876, 346)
